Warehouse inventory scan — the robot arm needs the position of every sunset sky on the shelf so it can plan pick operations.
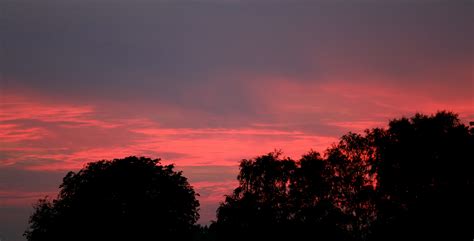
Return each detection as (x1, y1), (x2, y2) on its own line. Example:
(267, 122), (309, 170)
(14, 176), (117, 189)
(1, 0), (473, 240)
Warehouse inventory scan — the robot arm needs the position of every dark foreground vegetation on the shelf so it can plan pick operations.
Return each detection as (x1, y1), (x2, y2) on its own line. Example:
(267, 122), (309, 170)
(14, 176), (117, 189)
(25, 112), (473, 241)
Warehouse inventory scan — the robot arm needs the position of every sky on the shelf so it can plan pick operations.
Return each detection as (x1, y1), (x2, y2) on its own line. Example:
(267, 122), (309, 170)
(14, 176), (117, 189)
(0, 0), (473, 240)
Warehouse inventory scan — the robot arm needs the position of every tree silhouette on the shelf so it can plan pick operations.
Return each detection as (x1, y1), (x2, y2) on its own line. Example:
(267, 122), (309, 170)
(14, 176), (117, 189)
(24, 156), (200, 241)
(214, 152), (296, 240)
(370, 112), (474, 240)
(213, 111), (473, 241)
(291, 151), (356, 241)
(214, 151), (356, 241)
(23, 112), (473, 241)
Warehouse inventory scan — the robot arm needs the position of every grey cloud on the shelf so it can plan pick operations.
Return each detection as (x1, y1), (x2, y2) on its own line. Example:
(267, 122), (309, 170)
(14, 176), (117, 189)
(180, 165), (237, 183)
(2, 0), (472, 114)
(0, 206), (31, 241)
(0, 166), (64, 192)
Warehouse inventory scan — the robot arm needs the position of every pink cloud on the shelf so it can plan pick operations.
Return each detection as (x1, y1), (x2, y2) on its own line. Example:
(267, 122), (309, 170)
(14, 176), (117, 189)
(326, 121), (387, 133)
(0, 94), (120, 128)
(249, 78), (473, 134)
(1, 93), (338, 171)
(0, 124), (48, 142)
(131, 128), (306, 136)
(319, 81), (474, 121)
(193, 180), (238, 203)
(191, 180), (238, 223)
(1, 83), (472, 223)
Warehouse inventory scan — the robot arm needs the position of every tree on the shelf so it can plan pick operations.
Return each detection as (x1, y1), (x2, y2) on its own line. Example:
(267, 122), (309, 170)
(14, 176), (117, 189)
(324, 134), (377, 240)
(214, 151), (296, 240)
(24, 156), (200, 241)
(291, 151), (356, 241)
(213, 111), (473, 241)
(214, 151), (356, 241)
(370, 112), (474, 240)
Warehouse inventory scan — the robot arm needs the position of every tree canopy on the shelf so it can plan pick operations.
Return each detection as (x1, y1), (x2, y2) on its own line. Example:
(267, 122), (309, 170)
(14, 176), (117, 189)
(212, 111), (473, 241)
(24, 156), (200, 241)
(371, 112), (474, 240)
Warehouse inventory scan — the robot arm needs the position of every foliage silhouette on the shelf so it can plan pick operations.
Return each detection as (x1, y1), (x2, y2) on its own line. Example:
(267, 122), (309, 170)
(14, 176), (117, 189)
(213, 111), (473, 241)
(214, 151), (357, 241)
(369, 112), (474, 240)
(24, 156), (200, 241)
(24, 112), (473, 241)
(214, 152), (296, 240)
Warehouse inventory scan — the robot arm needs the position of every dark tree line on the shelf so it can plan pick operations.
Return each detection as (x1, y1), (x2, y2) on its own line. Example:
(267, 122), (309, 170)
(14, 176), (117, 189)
(212, 144), (376, 241)
(25, 112), (473, 241)
(210, 111), (474, 241)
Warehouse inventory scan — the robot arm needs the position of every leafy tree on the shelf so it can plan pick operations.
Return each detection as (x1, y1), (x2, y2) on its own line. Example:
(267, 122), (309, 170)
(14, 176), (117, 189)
(213, 111), (473, 241)
(215, 151), (356, 241)
(192, 225), (216, 241)
(291, 151), (356, 241)
(215, 151), (296, 240)
(370, 112), (474, 240)
(24, 156), (200, 241)
(323, 134), (377, 240)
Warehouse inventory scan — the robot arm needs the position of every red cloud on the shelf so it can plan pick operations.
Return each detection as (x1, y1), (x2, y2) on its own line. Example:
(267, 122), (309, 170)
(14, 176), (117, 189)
(1, 84), (472, 224)
(1, 93), (338, 171)
(0, 124), (48, 142)
(0, 94), (119, 128)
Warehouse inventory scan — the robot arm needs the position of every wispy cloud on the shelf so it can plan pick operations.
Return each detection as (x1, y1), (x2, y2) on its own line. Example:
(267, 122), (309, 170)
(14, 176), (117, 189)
(0, 94), (119, 128)
(0, 124), (47, 142)
(0, 93), (339, 170)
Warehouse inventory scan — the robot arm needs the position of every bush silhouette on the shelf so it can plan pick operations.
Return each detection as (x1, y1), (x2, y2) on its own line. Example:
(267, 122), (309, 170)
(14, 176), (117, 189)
(24, 156), (200, 241)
